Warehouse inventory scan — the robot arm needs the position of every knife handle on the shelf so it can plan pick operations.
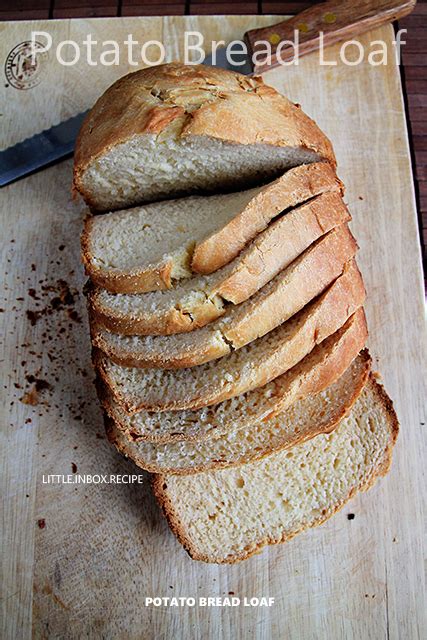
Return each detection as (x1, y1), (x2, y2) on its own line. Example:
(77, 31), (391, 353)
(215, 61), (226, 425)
(244, 0), (416, 75)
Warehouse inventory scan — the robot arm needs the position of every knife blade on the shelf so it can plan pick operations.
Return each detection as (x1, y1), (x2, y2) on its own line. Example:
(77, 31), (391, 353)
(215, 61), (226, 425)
(0, 111), (88, 187)
(0, 0), (415, 187)
(0, 45), (247, 188)
(203, 46), (253, 76)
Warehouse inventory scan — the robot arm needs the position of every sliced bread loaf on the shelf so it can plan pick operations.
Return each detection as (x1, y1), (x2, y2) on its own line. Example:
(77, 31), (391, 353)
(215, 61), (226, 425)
(106, 349), (371, 474)
(94, 269), (366, 413)
(91, 224), (358, 368)
(73, 63), (335, 211)
(94, 266), (366, 413)
(99, 306), (368, 444)
(151, 377), (398, 563)
(82, 162), (341, 293)
(87, 191), (350, 335)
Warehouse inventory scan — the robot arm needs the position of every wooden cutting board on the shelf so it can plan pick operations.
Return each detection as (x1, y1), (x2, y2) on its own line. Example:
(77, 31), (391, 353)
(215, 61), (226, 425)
(1, 16), (426, 640)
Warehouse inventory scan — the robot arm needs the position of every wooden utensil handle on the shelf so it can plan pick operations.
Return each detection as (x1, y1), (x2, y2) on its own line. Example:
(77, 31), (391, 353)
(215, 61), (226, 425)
(244, 0), (416, 75)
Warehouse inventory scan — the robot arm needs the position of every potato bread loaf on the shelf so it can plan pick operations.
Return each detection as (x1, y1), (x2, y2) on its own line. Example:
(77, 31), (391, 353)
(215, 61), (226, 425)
(76, 62), (398, 564)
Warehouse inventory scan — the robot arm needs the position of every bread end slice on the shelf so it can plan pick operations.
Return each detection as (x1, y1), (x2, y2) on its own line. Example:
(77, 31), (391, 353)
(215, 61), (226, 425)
(152, 376), (398, 563)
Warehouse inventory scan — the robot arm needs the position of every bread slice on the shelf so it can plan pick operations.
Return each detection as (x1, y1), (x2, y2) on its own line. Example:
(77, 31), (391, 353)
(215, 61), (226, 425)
(99, 306), (368, 444)
(192, 163), (341, 276)
(91, 225), (358, 368)
(106, 349), (371, 474)
(94, 267), (366, 413)
(151, 377), (398, 563)
(73, 63), (335, 211)
(82, 162), (341, 294)
(87, 191), (350, 335)
(95, 266), (366, 412)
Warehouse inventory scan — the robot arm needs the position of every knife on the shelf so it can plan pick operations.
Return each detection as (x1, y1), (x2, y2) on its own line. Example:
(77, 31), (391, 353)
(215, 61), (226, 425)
(0, 0), (415, 187)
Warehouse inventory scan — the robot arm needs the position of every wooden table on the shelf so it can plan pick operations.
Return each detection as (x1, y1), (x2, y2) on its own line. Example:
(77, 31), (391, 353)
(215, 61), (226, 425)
(1, 14), (426, 640)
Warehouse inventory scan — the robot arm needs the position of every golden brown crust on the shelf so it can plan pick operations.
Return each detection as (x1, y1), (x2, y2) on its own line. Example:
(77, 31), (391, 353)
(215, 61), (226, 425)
(181, 83), (335, 162)
(151, 375), (399, 563)
(262, 310), (367, 422)
(87, 285), (224, 336)
(211, 191), (350, 306)
(73, 63), (336, 208)
(105, 347), (371, 475)
(191, 162), (343, 275)
(224, 232), (359, 349)
(81, 162), (343, 296)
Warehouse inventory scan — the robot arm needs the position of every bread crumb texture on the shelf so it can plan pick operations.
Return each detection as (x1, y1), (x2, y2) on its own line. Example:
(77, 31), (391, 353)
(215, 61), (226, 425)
(152, 377), (398, 563)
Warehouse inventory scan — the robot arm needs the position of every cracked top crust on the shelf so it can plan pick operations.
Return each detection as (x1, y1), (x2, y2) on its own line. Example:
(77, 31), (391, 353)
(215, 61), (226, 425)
(73, 62), (335, 182)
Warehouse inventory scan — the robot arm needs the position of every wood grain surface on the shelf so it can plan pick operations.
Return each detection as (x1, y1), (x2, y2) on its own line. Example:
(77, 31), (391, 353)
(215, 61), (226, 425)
(0, 16), (426, 640)
(245, 0), (417, 74)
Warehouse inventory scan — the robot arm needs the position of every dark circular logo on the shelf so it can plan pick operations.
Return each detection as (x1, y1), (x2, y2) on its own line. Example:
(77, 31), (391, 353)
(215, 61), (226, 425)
(4, 41), (49, 90)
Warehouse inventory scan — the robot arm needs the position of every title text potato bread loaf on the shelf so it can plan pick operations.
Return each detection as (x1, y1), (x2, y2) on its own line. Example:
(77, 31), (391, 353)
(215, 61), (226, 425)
(82, 162), (341, 294)
(151, 377), (398, 563)
(98, 314), (369, 444)
(105, 348), (371, 474)
(73, 63), (335, 211)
